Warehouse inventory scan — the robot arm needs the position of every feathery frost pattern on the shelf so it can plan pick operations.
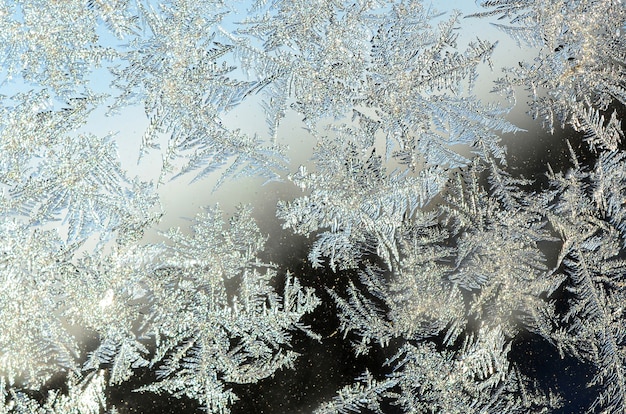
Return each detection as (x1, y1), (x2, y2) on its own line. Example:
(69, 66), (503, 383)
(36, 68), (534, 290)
(0, 0), (625, 413)
(472, 0), (626, 149)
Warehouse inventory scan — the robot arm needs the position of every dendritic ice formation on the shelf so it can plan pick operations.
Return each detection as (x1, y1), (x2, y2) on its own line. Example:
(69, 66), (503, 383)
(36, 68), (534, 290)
(0, 0), (625, 413)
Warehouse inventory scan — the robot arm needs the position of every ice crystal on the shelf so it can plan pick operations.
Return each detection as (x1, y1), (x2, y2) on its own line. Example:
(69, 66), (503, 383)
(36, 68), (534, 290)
(0, 0), (625, 413)
(472, 0), (626, 149)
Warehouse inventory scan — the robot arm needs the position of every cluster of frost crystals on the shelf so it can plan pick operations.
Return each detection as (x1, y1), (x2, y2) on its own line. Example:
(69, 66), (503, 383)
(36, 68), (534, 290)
(273, 0), (626, 412)
(108, 0), (287, 186)
(472, 0), (626, 150)
(277, 138), (448, 271)
(0, 0), (626, 412)
(0, 1), (319, 411)
(0, 0), (120, 97)
(0, 203), (319, 412)
(236, 0), (518, 167)
(268, 0), (520, 273)
(0, 221), (78, 388)
(132, 206), (320, 411)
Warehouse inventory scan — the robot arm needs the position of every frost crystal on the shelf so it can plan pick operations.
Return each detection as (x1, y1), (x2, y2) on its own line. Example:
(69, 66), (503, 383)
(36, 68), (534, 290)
(0, 0), (625, 413)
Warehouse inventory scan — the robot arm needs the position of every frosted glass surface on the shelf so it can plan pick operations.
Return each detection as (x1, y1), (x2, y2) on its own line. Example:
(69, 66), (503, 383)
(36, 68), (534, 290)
(0, 1), (624, 413)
